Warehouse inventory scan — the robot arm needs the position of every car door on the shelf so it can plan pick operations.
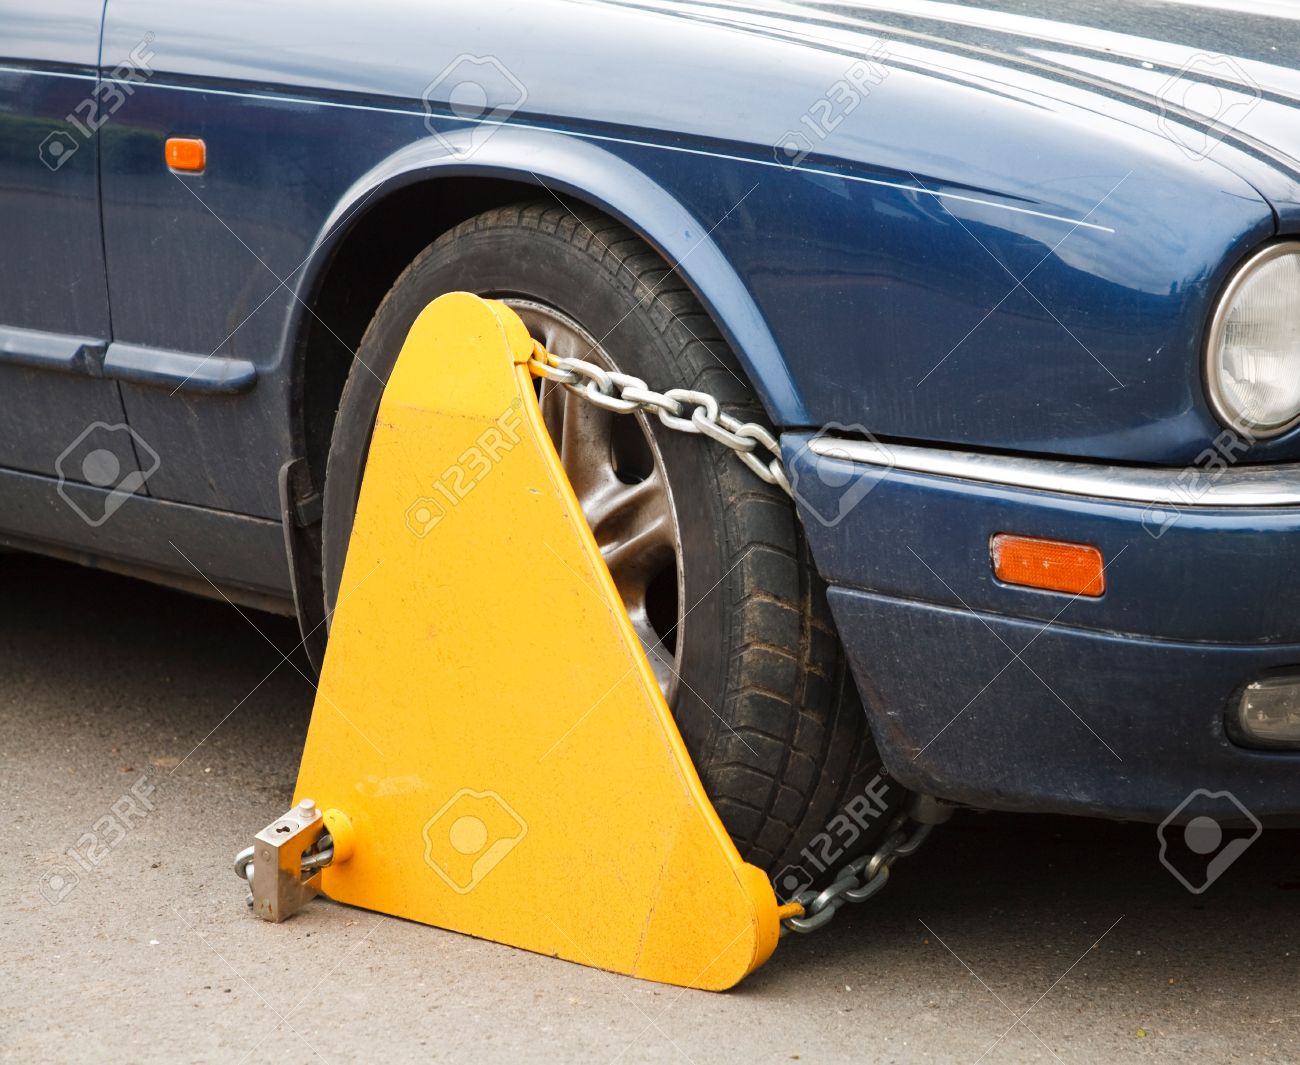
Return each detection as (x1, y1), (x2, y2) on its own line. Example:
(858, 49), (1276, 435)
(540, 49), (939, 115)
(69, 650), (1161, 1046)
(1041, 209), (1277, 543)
(96, 2), (309, 520)
(0, 0), (147, 505)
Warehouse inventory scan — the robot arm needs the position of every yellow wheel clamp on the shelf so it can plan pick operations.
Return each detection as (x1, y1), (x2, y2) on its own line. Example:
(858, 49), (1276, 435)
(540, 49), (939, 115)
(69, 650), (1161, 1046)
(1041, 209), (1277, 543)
(238, 292), (804, 990)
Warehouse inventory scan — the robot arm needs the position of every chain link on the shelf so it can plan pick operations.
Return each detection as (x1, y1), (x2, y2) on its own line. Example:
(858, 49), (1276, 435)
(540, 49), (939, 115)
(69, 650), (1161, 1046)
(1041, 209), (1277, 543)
(528, 344), (792, 495)
(779, 813), (936, 935)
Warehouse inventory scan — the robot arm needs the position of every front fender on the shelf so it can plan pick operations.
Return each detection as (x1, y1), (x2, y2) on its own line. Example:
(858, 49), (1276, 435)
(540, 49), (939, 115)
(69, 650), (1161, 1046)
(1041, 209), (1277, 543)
(296, 125), (808, 425)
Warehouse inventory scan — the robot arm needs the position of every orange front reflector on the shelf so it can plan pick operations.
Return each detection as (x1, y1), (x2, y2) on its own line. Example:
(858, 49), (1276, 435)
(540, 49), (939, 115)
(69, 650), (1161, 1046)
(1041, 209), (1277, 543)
(990, 533), (1105, 597)
(164, 137), (205, 172)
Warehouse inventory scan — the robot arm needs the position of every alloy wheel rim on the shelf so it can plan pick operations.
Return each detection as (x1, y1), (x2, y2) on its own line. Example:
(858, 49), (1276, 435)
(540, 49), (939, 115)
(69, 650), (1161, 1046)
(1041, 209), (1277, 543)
(503, 298), (684, 702)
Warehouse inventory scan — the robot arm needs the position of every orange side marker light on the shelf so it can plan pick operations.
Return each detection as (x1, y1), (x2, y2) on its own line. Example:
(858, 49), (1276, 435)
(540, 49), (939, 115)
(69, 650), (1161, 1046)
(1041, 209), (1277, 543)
(990, 533), (1105, 597)
(165, 137), (206, 172)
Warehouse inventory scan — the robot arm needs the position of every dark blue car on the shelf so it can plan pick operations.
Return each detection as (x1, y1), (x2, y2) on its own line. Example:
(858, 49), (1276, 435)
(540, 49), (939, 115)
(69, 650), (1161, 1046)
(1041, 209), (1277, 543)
(4, 0), (1298, 884)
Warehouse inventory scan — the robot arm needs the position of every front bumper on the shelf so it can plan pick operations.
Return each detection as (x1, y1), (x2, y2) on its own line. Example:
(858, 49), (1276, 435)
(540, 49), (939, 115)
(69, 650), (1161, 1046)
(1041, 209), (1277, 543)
(784, 433), (1300, 823)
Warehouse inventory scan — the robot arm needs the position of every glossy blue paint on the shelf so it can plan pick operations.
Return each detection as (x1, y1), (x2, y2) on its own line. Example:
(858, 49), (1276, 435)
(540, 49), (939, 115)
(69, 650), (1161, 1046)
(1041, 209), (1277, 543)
(785, 437), (1300, 819)
(0, 1), (144, 480)
(3, 0), (1300, 817)
(305, 127), (807, 420)
(1, 0), (103, 66)
(829, 589), (1300, 822)
(782, 432), (1300, 646)
(88, 0), (1300, 512)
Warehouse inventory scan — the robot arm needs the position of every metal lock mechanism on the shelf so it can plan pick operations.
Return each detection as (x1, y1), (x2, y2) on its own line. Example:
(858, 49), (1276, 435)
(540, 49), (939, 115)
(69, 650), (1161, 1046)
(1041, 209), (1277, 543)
(234, 798), (338, 922)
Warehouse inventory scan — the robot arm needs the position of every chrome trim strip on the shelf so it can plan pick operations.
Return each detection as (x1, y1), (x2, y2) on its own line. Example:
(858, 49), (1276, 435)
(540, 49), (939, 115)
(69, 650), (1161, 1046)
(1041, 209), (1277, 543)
(0, 325), (105, 374)
(806, 437), (1300, 508)
(103, 342), (257, 395)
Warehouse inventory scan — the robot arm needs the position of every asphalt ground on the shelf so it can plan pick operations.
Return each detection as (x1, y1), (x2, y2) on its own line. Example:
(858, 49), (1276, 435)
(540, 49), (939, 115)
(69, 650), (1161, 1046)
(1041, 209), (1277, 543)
(3, 556), (1297, 1063)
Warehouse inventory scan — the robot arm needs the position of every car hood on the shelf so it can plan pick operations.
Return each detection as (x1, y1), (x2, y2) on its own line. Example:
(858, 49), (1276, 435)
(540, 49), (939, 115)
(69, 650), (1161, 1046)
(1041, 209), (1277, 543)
(612, 0), (1300, 218)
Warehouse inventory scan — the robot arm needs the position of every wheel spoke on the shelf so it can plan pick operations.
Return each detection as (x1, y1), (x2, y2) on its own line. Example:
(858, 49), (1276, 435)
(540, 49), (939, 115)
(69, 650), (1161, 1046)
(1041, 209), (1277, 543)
(589, 473), (675, 584)
(624, 593), (676, 693)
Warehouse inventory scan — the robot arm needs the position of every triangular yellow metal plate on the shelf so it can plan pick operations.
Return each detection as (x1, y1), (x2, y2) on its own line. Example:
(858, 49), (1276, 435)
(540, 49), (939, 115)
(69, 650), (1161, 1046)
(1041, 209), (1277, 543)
(295, 292), (780, 989)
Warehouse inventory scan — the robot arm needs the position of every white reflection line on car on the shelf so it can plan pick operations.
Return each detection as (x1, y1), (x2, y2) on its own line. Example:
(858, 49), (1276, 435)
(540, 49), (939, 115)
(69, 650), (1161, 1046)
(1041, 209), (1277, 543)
(60, 69), (1119, 234)
(913, 170), (1132, 387)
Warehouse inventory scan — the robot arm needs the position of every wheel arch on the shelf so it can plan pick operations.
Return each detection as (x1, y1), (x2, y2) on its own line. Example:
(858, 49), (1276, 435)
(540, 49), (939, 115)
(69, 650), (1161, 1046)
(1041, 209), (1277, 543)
(287, 127), (806, 490)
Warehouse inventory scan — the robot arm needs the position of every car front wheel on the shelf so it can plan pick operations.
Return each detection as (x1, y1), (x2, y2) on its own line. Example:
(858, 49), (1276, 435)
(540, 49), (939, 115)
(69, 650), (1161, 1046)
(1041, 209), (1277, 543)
(321, 201), (899, 874)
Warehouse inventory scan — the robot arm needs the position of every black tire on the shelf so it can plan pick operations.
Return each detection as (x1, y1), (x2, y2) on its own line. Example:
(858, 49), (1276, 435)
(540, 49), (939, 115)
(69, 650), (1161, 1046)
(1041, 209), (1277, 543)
(321, 201), (898, 874)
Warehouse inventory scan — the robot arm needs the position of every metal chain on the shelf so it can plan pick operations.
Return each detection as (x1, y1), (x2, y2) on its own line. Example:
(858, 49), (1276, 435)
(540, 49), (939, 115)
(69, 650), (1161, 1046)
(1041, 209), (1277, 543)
(528, 344), (792, 496)
(780, 812), (937, 935)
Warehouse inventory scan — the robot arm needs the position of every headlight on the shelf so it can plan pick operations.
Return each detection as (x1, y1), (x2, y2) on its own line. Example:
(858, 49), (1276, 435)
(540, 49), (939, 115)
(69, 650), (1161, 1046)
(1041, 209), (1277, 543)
(1205, 241), (1300, 437)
